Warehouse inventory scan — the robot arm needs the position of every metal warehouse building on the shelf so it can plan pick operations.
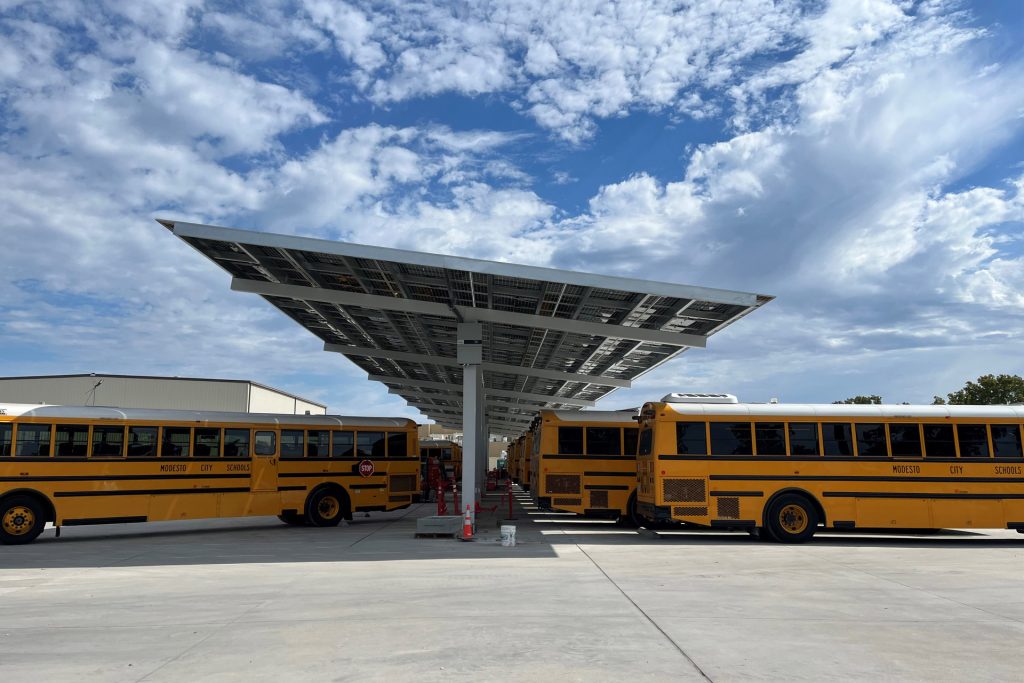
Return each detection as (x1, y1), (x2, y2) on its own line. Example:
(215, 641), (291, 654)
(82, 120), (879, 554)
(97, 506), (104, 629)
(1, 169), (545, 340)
(0, 374), (326, 415)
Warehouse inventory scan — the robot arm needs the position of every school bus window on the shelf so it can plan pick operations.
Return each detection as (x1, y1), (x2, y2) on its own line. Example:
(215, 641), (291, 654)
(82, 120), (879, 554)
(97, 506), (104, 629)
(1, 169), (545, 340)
(755, 423), (786, 456)
(923, 424), (955, 457)
(991, 425), (1023, 458)
(638, 427), (652, 456)
(194, 428), (221, 457)
(307, 430), (329, 458)
(856, 424), (887, 457)
(280, 430), (304, 458)
(358, 431), (386, 458)
(127, 426), (158, 457)
(710, 422), (752, 455)
(224, 429), (250, 457)
(789, 423), (819, 455)
(0, 424), (11, 456)
(387, 432), (408, 457)
(675, 422), (707, 455)
(55, 424), (89, 457)
(558, 426), (583, 454)
(332, 430), (354, 457)
(624, 427), (638, 456)
(822, 423), (852, 456)
(93, 425), (125, 457)
(254, 431), (276, 456)
(162, 427), (190, 457)
(586, 427), (620, 455)
(957, 424), (989, 457)
(889, 423), (922, 457)
(16, 424), (51, 457)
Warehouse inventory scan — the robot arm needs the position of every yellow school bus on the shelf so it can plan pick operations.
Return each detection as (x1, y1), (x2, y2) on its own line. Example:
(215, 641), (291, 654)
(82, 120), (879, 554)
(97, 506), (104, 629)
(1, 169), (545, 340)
(0, 403), (419, 544)
(530, 409), (640, 522)
(636, 393), (1024, 542)
(419, 439), (463, 483)
(520, 430), (536, 492)
(510, 436), (524, 484)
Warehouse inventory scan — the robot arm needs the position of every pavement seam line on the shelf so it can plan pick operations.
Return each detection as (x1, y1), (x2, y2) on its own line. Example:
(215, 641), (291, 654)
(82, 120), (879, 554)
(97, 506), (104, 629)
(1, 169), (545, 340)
(346, 503), (418, 548)
(564, 527), (714, 682)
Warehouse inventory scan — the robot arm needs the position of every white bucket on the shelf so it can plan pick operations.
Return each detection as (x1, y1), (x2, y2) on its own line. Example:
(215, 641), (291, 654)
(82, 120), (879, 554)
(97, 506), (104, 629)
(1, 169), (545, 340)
(500, 524), (517, 547)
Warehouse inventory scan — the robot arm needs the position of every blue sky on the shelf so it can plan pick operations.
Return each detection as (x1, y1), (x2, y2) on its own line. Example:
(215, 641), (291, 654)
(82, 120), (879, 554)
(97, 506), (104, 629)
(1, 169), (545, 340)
(2, 0), (1022, 418)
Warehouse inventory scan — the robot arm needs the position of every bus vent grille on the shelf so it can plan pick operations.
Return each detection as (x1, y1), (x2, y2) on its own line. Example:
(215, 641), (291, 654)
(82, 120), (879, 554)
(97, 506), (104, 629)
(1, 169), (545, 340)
(554, 497), (582, 507)
(673, 506), (708, 517)
(546, 475), (581, 495)
(717, 497), (740, 520)
(664, 478), (705, 503)
(389, 495), (411, 502)
(590, 490), (609, 508)
(389, 475), (417, 493)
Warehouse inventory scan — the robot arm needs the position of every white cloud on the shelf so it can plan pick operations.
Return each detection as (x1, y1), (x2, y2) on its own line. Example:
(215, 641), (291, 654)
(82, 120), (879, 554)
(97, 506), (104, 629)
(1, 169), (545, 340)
(2, 0), (1022, 414)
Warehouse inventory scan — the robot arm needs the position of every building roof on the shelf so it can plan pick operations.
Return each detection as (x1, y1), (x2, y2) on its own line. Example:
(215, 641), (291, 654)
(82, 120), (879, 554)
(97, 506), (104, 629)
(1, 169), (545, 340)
(0, 373), (326, 409)
(161, 219), (773, 436)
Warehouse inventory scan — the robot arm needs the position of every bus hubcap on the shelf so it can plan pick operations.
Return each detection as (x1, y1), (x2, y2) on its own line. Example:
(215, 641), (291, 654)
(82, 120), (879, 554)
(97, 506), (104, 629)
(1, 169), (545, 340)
(779, 505), (807, 534)
(319, 497), (339, 519)
(3, 506), (35, 536)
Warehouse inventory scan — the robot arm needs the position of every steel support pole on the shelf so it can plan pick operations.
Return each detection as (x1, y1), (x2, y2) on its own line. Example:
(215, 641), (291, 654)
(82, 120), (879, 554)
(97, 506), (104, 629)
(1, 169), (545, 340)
(476, 385), (486, 494)
(458, 323), (483, 527)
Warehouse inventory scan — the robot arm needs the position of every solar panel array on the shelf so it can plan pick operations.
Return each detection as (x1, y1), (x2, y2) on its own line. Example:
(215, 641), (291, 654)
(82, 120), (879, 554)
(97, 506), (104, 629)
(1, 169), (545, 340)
(162, 220), (772, 436)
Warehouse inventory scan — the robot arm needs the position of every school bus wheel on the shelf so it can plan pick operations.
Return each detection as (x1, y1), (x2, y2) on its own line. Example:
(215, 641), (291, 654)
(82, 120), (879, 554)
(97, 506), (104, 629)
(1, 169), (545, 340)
(766, 493), (818, 543)
(1, 495), (46, 545)
(619, 491), (643, 528)
(277, 511), (307, 527)
(306, 487), (349, 527)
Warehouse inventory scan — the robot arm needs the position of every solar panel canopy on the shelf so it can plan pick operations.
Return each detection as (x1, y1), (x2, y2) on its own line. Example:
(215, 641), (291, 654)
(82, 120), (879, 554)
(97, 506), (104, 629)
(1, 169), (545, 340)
(161, 219), (772, 437)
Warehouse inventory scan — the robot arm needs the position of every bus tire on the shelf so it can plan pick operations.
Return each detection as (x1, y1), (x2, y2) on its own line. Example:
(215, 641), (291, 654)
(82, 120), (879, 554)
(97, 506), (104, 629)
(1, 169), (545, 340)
(619, 491), (643, 528)
(766, 493), (818, 544)
(1, 495), (46, 545)
(306, 487), (349, 527)
(277, 511), (307, 526)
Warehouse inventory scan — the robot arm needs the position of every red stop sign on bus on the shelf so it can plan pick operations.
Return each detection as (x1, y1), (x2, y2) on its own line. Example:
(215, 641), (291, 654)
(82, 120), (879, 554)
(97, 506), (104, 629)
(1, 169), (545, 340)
(358, 460), (374, 478)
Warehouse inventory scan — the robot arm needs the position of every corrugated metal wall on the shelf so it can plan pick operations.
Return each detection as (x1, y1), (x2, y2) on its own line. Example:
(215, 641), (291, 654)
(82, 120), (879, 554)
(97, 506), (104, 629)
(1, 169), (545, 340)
(0, 376), (324, 414)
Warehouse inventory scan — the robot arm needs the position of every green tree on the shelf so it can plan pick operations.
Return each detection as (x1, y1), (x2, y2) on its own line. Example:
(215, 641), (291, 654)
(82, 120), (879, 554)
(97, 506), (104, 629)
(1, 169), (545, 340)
(932, 374), (1024, 405)
(833, 395), (883, 405)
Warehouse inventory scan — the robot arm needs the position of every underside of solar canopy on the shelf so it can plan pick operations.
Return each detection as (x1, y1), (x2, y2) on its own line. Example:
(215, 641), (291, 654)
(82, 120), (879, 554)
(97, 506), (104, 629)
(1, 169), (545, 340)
(160, 218), (771, 514)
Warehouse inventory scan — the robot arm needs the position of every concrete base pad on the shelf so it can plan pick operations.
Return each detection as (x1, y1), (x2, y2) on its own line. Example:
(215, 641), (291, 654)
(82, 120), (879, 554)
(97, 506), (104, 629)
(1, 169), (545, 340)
(414, 515), (463, 537)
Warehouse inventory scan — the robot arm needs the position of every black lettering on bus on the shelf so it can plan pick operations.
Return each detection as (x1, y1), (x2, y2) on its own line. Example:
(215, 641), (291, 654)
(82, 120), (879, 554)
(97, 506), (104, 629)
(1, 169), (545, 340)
(891, 464), (920, 474)
(995, 466), (1022, 475)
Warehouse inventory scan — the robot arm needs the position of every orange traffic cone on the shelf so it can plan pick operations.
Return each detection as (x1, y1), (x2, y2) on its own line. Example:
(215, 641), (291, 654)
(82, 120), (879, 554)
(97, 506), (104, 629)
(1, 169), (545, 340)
(460, 504), (474, 541)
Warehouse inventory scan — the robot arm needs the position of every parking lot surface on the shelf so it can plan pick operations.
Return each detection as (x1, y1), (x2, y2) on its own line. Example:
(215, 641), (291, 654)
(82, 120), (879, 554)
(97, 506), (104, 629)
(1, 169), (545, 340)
(2, 491), (1024, 681)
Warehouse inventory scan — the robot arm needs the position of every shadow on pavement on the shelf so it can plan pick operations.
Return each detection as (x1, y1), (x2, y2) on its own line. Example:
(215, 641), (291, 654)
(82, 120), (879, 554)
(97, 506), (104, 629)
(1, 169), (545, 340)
(3, 488), (1022, 569)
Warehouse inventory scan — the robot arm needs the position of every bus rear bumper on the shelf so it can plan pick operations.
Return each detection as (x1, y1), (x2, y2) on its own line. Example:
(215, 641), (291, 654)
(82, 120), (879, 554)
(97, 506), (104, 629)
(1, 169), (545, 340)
(637, 500), (674, 523)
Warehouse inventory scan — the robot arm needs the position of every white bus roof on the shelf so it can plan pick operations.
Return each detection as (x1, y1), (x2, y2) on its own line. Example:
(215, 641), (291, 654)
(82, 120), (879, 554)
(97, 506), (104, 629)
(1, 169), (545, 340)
(541, 408), (640, 424)
(654, 402), (1024, 420)
(0, 403), (416, 428)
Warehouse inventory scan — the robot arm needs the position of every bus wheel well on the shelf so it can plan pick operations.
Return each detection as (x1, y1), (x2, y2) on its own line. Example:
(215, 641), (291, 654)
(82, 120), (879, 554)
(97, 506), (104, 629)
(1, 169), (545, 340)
(762, 488), (825, 528)
(307, 484), (351, 521)
(0, 489), (55, 523)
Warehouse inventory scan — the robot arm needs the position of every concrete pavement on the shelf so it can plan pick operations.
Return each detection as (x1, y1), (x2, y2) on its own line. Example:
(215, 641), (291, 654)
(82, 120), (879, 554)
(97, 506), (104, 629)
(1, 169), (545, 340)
(2, 489), (1023, 681)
